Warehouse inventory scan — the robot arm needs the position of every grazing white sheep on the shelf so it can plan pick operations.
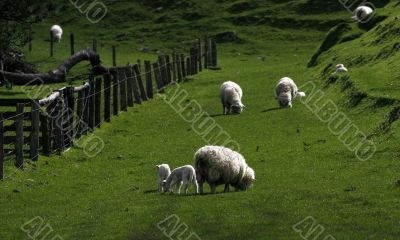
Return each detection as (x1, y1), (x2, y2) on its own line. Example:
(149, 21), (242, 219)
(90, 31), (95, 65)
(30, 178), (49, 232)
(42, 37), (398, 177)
(156, 164), (171, 193)
(352, 6), (374, 22)
(50, 25), (63, 42)
(164, 165), (198, 194)
(194, 146), (255, 194)
(220, 81), (245, 115)
(275, 77), (305, 108)
(334, 64), (348, 74)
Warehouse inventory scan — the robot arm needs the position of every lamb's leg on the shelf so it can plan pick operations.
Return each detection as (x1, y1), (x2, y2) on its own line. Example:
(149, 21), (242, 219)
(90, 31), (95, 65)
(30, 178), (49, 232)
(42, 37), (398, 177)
(193, 179), (199, 194)
(183, 180), (189, 194)
(224, 184), (230, 193)
(158, 182), (163, 192)
(176, 181), (182, 194)
(197, 175), (204, 194)
(210, 183), (216, 194)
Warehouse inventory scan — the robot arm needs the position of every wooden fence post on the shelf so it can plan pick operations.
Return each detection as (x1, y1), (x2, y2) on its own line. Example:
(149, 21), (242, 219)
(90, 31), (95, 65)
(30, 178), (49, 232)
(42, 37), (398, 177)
(125, 66), (140, 104)
(30, 101), (40, 161)
(55, 100), (64, 152)
(0, 113), (3, 180)
(153, 63), (164, 93)
(165, 55), (172, 83)
(197, 39), (202, 72)
(76, 89), (84, 139)
(112, 45), (116, 67)
(204, 35), (208, 69)
(50, 31), (54, 57)
(159, 55), (168, 86)
(118, 68), (127, 111)
(95, 77), (102, 127)
(172, 53), (177, 82)
(176, 54), (183, 82)
(144, 60), (153, 99)
(66, 87), (75, 147)
(181, 54), (186, 79)
(104, 73), (111, 122)
(112, 70), (119, 116)
(126, 66), (134, 107)
(40, 114), (50, 156)
(211, 39), (218, 67)
(83, 86), (90, 134)
(186, 57), (191, 76)
(88, 77), (95, 131)
(133, 64), (148, 101)
(15, 103), (24, 168)
(70, 33), (75, 55)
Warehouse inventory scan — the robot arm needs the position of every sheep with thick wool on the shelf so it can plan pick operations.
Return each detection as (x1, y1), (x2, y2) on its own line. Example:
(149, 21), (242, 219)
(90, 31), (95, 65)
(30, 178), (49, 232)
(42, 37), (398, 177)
(156, 164), (171, 193)
(194, 146), (255, 194)
(164, 165), (198, 194)
(220, 81), (245, 115)
(275, 77), (305, 108)
(50, 25), (63, 43)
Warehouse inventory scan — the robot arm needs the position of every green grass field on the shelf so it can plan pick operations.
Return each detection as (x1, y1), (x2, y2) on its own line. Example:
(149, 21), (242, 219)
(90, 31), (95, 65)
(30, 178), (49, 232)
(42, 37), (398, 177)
(1, 1), (400, 239)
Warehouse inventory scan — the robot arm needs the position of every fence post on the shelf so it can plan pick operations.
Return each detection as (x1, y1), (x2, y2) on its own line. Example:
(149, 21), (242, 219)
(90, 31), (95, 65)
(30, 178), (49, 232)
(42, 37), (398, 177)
(165, 55), (172, 83)
(211, 39), (218, 67)
(50, 31), (54, 57)
(118, 68), (127, 111)
(88, 77), (95, 131)
(104, 73), (111, 122)
(197, 39), (202, 72)
(133, 64), (148, 101)
(83, 85), (90, 134)
(66, 87), (75, 147)
(176, 54), (183, 82)
(186, 57), (191, 76)
(112, 70), (119, 116)
(39, 113), (50, 156)
(95, 77), (102, 127)
(153, 63), (164, 93)
(30, 101), (40, 161)
(46, 101), (56, 152)
(70, 33), (75, 55)
(129, 65), (142, 104)
(204, 35), (208, 69)
(0, 113), (3, 180)
(172, 53), (177, 82)
(112, 45), (116, 67)
(126, 66), (134, 107)
(144, 61), (153, 99)
(15, 103), (24, 169)
(181, 54), (186, 79)
(55, 100), (64, 153)
(159, 55), (168, 86)
(76, 89), (84, 139)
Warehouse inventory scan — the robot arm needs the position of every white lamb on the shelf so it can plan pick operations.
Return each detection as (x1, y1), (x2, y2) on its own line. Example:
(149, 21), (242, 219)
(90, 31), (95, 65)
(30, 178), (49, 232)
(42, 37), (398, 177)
(352, 6), (374, 22)
(194, 146), (255, 194)
(156, 164), (171, 192)
(220, 81), (245, 115)
(275, 77), (305, 108)
(50, 25), (63, 43)
(334, 64), (348, 74)
(164, 165), (198, 194)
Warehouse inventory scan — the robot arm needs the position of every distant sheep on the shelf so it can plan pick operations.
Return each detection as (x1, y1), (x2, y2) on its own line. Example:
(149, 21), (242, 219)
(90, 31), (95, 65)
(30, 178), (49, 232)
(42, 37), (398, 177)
(194, 146), (255, 194)
(220, 81), (245, 115)
(275, 77), (305, 108)
(156, 164), (171, 193)
(352, 6), (374, 22)
(164, 165), (198, 194)
(50, 25), (63, 42)
(334, 64), (348, 74)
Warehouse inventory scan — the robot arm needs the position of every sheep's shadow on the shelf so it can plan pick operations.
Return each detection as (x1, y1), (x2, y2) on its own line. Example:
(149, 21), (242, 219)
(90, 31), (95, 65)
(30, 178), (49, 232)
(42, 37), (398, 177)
(143, 189), (158, 194)
(144, 189), (239, 196)
(261, 107), (282, 113)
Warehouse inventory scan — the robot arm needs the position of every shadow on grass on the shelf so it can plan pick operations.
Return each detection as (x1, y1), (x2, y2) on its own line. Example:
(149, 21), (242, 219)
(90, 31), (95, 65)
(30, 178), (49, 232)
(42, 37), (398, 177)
(144, 189), (241, 196)
(261, 107), (282, 112)
(0, 91), (24, 96)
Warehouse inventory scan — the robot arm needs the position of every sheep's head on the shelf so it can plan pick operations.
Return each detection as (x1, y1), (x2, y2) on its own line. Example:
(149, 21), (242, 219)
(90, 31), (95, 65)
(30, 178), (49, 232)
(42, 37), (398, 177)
(236, 167), (255, 190)
(231, 103), (245, 114)
(278, 92), (292, 108)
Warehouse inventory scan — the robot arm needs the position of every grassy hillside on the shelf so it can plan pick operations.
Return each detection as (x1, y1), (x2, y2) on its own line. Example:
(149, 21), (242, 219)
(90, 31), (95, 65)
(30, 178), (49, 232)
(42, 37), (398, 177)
(1, 0), (400, 239)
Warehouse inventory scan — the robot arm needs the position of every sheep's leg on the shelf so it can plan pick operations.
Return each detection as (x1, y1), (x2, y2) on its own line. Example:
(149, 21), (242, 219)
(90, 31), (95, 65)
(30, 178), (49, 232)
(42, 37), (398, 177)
(224, 184), (230, 193)
(210, 184), (216, 194)
(193, 180), (199, 194)
(183, 180), (189, 194)
(176, 181), (182, 194)
(197, 176), (204, 194)
(158, 182), (162, 192)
